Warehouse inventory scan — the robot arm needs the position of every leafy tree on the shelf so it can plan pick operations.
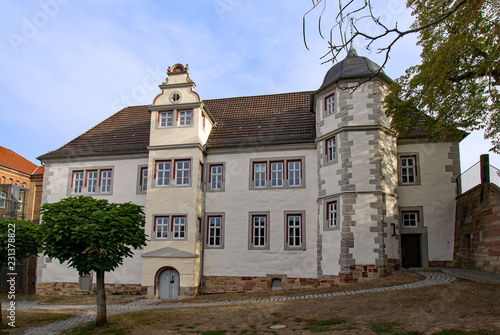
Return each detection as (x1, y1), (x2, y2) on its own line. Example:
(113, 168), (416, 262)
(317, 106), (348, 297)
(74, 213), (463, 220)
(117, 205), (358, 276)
(39, 196), (147, 327)
(304, 0), (500, 152)
(0, 219), (40, 324)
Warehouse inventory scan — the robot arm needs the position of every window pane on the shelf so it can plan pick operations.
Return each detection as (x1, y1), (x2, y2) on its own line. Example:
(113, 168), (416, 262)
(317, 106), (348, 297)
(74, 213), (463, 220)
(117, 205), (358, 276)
(156, 217), (169, 239)
(208, 216), (222, 246)
(87, 171), (98, 193)
(101, 171), (112, 193)
(271, 162), (283, 187)
(73, 172), (84, 193)
(254, 163), (266, 187)
(173, 217), (185, 239)
(288, 161), (301, 186)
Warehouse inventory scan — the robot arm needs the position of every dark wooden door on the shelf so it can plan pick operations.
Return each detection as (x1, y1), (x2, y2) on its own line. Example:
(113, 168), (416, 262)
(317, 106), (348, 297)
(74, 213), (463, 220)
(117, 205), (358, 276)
(401, 234), (421, 268)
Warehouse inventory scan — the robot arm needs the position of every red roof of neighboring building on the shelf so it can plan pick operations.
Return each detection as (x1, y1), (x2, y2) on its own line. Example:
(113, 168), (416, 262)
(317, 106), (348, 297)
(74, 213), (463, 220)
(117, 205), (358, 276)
(0, 146), (44, 175)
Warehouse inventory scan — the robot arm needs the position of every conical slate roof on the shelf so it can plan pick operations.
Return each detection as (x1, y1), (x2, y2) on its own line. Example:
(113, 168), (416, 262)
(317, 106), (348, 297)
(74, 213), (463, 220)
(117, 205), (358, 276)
(319, 47), (392, 90)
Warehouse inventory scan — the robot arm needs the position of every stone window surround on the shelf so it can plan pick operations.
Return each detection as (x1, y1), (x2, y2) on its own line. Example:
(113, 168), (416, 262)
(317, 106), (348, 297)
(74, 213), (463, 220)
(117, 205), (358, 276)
(152, 157), (193, 188)
(207, 162), (226, 192)
(399, 206), (429, 268)
(67, 166), (114, 196)
(322, 195), (341, 231)
(205, 212), (225, 249)
(321, 88), (338, 119)
(152, 214), (188, 241)
(248, 156), (306, 190)
(153, 106), (197, 130)
(322, 135), (339, 167)
(248, 211), (271, 250)
(397, 152), (421, 186)
(284, 210), (306, 251)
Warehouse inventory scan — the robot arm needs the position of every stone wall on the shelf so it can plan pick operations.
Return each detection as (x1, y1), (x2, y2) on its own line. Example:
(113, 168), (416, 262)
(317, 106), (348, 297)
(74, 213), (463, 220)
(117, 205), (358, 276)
(36, 282), (142, 295)
(203, 264), (391, 294)
(454, 183), (500, 273)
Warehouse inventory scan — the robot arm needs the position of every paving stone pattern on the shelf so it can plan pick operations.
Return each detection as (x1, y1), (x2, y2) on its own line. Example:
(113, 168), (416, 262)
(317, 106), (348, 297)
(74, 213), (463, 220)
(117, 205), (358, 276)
(6, 271), (457, 335)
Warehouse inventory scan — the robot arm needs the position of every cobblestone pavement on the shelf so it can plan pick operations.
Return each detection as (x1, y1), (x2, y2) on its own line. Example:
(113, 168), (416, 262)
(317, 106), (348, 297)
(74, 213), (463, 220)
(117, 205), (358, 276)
(5, 271), (457, 335)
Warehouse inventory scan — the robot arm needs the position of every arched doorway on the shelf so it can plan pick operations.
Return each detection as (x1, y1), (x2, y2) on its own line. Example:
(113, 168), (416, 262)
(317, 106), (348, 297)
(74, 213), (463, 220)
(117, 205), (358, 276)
(158, 268), (179, 299)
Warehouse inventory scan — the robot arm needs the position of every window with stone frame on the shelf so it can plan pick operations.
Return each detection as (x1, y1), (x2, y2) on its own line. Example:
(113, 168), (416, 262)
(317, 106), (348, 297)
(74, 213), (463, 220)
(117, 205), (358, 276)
(70, 168), (113, 195)
(172, 216), (186, 239)
(175, 160), (191, 186)
(284, 211), (306, 251)
(140, 167), (148, 192)
(159, 111), (173, 127)
(287, 160), (302, 187)
(325, 93), (335, 115)
(249, 213), (270, 250)
(398, 153), (421, 185)
(155, 160), (171, 186)
(206, 215), (224, 248)
(327, 201), (338, 228)
(209, 164), (224, 190)
(178, 110), (192, 126)
(402, 211), (419, 227)
(253, 162), (267, 188)
(154, 216), (169, 239)
(250, 158), (305, 190)
(100, 170), (112, 193)
(326, 137), (336, 162)
(270, 161), (284, 187)
(86, 170), (98, 193)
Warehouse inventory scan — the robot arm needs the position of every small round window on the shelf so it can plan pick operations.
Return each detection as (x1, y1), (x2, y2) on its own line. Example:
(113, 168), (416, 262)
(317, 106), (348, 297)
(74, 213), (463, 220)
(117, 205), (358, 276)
(170, 92), (181, 103)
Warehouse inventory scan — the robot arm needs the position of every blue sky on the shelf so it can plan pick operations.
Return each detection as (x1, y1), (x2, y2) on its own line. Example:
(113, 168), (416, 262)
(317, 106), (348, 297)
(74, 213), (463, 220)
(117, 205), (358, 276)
(0, 0), (498, 172)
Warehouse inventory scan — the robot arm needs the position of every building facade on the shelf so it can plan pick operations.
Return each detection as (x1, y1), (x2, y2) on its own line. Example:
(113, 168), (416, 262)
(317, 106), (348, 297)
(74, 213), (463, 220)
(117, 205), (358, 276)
(37, 51), (462, 297)
(0, 146), (44, 294)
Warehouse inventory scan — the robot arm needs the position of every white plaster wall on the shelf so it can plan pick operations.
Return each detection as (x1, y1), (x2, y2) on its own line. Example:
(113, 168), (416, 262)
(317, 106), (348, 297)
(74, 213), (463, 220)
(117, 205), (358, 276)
(349, 83), (376, 126)
(350, 194), (378, 265)
(384, 195), (400, 260)
(204, 147), (318, 278)
(143, 147), (203, 255)
(398, 141), (457, 261)
(319, 196), (343, 276)
(39, 156), (148, 285)
(43, 156), (148, 205)
(321, 161), (342, 193)
(149, 108), (203, 147)
(350, 132), (377, 192)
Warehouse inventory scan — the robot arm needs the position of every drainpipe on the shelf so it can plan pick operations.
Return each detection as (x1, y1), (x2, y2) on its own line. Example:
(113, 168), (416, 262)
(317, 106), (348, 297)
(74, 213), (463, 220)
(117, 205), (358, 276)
(199, 149), (207, 295)
(480, 154), (490, 203)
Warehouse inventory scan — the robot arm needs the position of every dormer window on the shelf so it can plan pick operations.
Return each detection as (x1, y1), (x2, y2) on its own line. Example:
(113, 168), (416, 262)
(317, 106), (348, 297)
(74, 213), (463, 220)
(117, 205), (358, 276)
(178, 110), (192, 126)
(159, 112), (173, 127)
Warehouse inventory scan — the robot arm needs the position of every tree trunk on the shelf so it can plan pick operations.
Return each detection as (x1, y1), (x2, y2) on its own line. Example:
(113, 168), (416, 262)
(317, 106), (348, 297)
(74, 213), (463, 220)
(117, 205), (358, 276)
(95, 270), (107, 327)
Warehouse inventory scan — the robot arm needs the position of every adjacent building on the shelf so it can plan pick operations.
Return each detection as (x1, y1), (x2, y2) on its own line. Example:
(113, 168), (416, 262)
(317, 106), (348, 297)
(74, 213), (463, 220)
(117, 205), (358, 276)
(36, 50), (462, 298)
(0, 146), (44, 293)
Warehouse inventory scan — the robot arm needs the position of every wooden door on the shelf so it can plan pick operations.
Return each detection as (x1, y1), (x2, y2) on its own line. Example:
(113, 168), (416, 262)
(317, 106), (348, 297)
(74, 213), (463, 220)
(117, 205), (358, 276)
(158, 268), (179, 299)
(401, 234), (421, 268)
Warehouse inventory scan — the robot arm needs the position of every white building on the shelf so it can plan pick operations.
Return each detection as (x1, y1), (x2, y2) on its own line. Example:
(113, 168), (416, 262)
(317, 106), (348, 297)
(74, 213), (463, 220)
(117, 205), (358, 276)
(37, 50), (462, 298)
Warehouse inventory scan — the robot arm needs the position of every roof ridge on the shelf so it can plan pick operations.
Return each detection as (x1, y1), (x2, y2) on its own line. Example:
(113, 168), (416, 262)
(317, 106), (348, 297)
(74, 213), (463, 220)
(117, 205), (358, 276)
(204, 90), (314, 102)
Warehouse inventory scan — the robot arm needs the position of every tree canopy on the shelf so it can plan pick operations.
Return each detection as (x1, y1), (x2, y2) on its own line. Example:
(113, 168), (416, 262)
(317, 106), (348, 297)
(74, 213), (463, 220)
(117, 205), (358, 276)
(39, 196), (147, 326)
(0, 218), (39, 268)
(304, 0), (500, 152)
(39, 196), (147, 275)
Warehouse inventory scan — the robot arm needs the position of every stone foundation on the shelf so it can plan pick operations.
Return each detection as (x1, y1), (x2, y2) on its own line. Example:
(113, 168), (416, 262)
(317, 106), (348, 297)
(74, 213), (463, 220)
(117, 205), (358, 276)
(428, 261), (453, 268)
(203, 264), (395, 294)
(36, 282), (142, 295)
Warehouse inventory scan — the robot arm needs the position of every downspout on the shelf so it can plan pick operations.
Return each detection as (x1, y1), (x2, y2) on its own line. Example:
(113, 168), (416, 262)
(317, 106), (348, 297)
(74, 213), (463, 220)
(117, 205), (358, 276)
(199, 148), (207, 295)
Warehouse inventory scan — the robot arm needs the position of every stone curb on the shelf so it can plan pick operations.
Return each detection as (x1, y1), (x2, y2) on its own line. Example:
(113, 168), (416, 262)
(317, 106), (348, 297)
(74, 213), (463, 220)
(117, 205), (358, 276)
(10, 271), (456, 335)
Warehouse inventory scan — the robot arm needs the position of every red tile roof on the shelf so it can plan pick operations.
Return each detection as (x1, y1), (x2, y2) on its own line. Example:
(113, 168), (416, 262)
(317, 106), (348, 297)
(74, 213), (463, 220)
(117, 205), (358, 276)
(205, 91), (315, 147)
(38, 91), (317, 160)
(0, 146), (43, 175)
